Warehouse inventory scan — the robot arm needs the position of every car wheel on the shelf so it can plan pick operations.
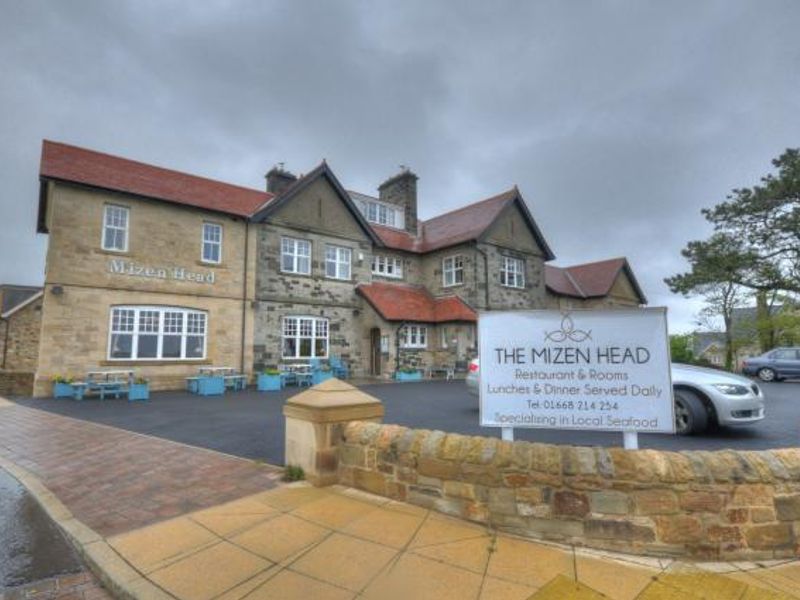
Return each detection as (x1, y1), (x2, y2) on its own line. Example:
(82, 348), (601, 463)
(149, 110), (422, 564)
(757, 368), (777, 382)
(673, 388), (709, 435)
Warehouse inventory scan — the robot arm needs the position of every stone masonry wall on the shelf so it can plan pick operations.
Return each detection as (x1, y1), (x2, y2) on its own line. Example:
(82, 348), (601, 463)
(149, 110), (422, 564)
(0, 370), (35, 396)
(338, 421), (800, 560)
(1, 296), (43, 371)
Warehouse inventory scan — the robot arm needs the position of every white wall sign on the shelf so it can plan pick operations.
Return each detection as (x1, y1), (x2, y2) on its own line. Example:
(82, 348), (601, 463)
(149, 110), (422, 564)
(108, 259), (215, 284)
(479, 308), (675, 433)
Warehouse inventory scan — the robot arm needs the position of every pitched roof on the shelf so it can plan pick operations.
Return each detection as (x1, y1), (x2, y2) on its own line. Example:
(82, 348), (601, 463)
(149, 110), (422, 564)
(39, 140), (272, 220)
(0, 285), (42, 314)
(357, 188), (555, 258)
(1, 290), (43, 319)
(357, 282), (477, 323)
(545, 257), (647, 303)
(251, 162), (382, 244)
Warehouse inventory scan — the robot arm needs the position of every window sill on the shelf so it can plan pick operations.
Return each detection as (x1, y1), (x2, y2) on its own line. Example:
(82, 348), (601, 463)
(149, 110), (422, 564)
(279, 270), (313, 278)
(99, 248), (132, 257)
(500, 284), (526, 290)
(197, 260), (227, 269)
(100, 359), (211, 367)
(325, 276), (353, 282)
(442, 283), (465, 288)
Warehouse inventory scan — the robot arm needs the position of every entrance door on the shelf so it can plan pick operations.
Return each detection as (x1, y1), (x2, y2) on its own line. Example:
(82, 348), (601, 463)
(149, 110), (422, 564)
(370, 328), (381, 376)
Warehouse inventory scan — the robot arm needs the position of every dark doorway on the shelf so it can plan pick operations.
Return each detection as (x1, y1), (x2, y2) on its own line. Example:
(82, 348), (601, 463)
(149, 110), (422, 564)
(370, 327), (381, 376)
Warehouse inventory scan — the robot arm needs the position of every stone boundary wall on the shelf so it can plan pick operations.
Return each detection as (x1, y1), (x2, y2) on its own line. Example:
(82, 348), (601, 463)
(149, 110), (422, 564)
(338, 421), (800, 560)
(0, 370), (34, 397)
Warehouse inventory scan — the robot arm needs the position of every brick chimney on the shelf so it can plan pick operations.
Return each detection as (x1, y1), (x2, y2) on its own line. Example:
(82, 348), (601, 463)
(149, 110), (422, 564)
(265, 164), (297, 196)
(378, 167), (418, 233)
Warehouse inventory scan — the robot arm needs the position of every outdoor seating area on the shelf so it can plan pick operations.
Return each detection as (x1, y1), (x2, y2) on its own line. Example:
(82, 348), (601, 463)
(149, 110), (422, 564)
(52, 370), (149, 402)
(185, 367), (248, 396)
(258, 356), (350, 392)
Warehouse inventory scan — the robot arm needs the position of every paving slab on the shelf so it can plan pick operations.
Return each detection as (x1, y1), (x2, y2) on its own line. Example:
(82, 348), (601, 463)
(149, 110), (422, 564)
(2, 398), (800, 600)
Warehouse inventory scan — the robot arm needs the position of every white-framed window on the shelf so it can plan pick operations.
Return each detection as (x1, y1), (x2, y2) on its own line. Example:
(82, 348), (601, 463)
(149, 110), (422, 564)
(108, 306), (206, 360)
(442, 256), (464, 287)
(102, 204), (129, 252)
(440, 327), (449, 349)
(202, 222), (223, 264)
(401, 324), (428, 349)
(325, 245), (352, 280)
(371, 255), (403, 278)
(281, 237), (311, 274)
(380, 334), (390, 354)
(500, 256), (525, 288)
(282, 316), (329, 358)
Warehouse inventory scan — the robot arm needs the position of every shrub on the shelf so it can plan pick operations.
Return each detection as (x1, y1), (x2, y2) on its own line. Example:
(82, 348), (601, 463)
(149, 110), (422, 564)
(282, 465), (305, 482)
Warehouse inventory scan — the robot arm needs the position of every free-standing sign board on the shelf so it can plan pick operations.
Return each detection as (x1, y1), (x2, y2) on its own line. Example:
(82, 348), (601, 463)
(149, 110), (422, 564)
(478, 308), (675, 434)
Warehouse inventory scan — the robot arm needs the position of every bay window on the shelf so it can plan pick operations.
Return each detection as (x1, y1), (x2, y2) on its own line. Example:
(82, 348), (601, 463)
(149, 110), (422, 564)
(282, 316), (329, 358)
(108, 306), (207, 360)
(401, 324), (427, 349)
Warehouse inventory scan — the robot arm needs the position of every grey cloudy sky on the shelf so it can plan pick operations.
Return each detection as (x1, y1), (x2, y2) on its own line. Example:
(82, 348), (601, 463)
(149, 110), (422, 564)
(1, 1), (798, 332)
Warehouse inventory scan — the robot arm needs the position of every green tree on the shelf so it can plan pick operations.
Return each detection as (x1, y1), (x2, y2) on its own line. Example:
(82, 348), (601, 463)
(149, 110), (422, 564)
(667, 149), (800, 354)
(669, 333), (694, 363)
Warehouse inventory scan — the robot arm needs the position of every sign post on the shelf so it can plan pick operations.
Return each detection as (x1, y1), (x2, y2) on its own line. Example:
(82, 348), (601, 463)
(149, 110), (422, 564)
(478, 308), (674, 445)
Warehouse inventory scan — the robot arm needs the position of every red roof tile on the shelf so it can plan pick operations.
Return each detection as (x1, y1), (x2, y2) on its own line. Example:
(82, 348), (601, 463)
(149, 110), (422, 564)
(357, 282), (477, 323)
(368, 190), (517, 253)
(40, 140), (272, 217)
(546, 258), (646, 303)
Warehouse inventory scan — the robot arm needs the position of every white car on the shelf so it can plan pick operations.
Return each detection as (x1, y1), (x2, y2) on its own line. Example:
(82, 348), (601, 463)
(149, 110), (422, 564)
(466, 358), (764, 435)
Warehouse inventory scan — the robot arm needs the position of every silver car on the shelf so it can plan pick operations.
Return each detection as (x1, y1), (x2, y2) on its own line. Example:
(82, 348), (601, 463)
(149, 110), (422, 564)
(466, 358), (764, 435)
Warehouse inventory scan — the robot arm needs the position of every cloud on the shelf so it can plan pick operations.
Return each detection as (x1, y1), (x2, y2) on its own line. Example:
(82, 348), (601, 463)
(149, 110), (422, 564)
(1, 0), (798, 332)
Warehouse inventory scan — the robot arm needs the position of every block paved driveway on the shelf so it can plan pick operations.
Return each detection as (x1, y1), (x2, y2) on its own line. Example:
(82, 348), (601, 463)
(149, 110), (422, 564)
(12, 380), (800, 467)
(0, 399), (282, 538)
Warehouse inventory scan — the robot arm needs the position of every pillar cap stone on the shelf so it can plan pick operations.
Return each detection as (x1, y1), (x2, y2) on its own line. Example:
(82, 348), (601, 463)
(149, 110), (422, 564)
(283, 378), (384, 423)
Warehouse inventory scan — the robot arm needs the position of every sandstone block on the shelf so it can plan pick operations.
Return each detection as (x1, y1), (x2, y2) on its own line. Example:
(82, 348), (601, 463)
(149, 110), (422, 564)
(706, 525), (742, 544)
(443, 481), (476, 500)
(493, 440), (513, 468)
(731, 484), (774, 507)
(502, 472), (530, 488)
(774, 494), (800, 521)
(679, 491), (723, 513)
(529, 517), (584, 539)
(530, 443), (561, 474)
(421, 430), (445, 458)
(585, 518), (655, 542)
(750, 507), (776, 523)
(440, 434), (463, 460)
(462, 501), (489, 523)
(354, 468), (386, 496)
(589, 490), (630, 515)
(553, 490), (590, 518)
(515, 487), (543, 505)
(633, 490), (679, 515)
(744, 523), (794, 549)
(488, 487), (517, 516)
(725, 508), (749, 524)
(461, 463), (503, 486)
(339, 444), (366, 467)
(511, 441), (532, 469)
(417, 457), (459, 480)
(516, 503), (550, 518)
(654, 515), (704, 544)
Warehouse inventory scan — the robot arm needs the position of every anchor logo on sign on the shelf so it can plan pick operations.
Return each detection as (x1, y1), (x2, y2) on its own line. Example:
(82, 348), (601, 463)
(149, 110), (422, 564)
(544, 313), (592, 343)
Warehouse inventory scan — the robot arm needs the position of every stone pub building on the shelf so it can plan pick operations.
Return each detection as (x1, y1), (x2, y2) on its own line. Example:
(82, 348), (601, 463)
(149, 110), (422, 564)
(2, 141), (646, 396)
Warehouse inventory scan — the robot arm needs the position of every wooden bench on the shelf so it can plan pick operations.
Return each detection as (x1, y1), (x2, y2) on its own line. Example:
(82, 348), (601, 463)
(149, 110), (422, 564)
(428, 366), (455, 380)
(85, 371), (134, 400)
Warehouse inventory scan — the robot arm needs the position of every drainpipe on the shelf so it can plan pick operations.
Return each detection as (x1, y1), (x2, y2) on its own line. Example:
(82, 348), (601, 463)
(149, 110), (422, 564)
(394, 321), (409, 373)
(474, 243), (490, 310)
(1, 317), (8, 369)
(240, 221), (250, 375)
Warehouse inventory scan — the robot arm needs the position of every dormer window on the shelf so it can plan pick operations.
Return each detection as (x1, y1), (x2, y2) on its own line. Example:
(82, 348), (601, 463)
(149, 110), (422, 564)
(354, 197), (405, 230)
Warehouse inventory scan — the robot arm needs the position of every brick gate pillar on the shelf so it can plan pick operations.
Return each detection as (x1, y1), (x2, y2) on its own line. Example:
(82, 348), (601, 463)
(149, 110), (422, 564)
(283, 378), (384, 486)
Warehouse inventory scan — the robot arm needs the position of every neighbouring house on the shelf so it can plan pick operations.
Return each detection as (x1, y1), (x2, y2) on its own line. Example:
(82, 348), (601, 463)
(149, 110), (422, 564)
(25, 140), (647, 396)
(0, 285), (43, 396)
